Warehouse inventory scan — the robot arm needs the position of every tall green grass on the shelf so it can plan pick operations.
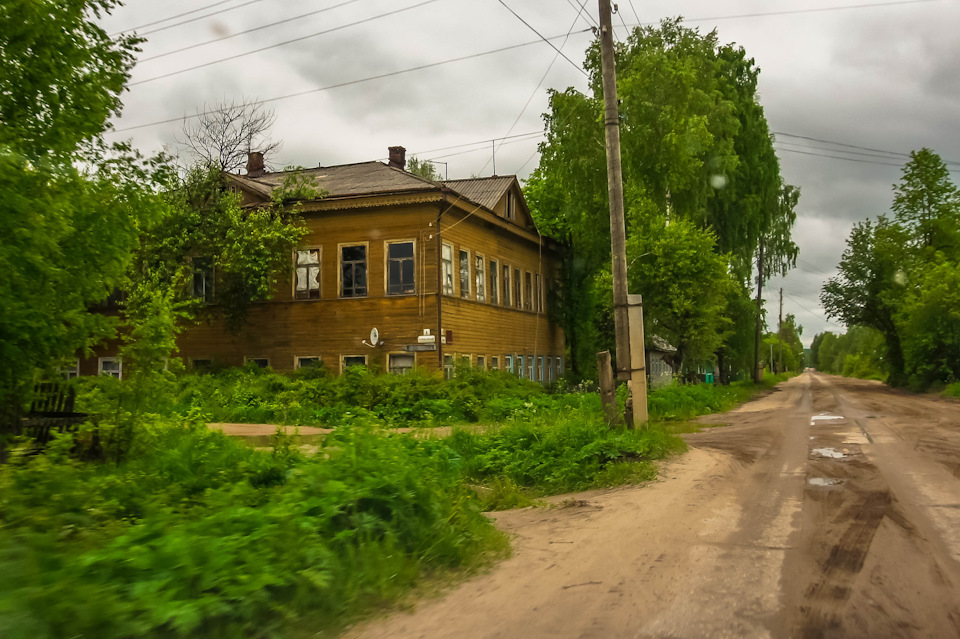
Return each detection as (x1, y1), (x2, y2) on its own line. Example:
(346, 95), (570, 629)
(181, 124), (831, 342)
(647, 373), (795, 421)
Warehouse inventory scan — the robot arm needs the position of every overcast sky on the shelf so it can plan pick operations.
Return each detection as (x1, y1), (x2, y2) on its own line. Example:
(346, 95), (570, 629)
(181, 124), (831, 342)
(98, 0), (960, 347)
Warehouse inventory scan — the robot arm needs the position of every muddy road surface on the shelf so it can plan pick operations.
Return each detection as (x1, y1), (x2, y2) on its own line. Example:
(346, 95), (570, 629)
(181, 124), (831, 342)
(347, 372), (960, 638)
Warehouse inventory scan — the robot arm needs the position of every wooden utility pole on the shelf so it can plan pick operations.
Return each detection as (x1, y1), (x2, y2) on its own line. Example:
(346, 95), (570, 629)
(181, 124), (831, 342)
(598, 0), (630, 382)
(753, 239), (764, 383)
(778, 287), (784, 374)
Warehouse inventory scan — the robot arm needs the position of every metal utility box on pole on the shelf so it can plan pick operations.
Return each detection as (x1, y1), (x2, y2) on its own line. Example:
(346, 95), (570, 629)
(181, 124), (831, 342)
(598, 0), (647, 428)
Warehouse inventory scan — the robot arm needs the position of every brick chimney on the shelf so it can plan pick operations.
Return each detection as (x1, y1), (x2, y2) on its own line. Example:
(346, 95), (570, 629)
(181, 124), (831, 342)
(246, 151), (265, 178)
(388, 146), (406, 170)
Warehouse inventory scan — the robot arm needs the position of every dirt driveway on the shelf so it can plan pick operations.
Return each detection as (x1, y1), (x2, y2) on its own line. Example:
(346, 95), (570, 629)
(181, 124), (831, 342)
(346, 372), (960, 638)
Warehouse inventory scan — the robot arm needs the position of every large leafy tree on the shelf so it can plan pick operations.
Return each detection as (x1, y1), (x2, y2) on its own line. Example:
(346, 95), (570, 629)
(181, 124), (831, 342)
(0, 0), (171, 408)
(526, 18), (797, 378)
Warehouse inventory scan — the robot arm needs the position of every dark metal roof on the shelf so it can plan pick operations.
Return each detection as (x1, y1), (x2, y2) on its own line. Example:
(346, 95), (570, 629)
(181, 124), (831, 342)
(440, 176), (515, 210)
(231, 161), (440, 199)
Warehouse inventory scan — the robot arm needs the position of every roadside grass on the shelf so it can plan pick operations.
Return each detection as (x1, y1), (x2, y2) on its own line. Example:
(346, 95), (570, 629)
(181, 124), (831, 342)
(943, 382), (960, 399)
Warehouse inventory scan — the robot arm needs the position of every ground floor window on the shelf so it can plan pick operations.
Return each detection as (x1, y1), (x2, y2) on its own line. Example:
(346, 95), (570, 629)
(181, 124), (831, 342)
(546, 356), (554, 383)
(527, 356), (535, 381)
(389, 353), (415, 375)
(491, 356), (499, 371)
(518, 355), (525, 379)
(342, 355), (367, 371)
(477, 355), (485, 369)
(99, 357), (122, 379)
(297, 356), (322, 369)
(444, 354), (454, 379)
(191, 358), (213, 372)
(557, 356), (564, 380)
(59, 358), (79, 380)
(537, 356), (544, 383)
(505, 354), (514, 374)
(245, 357), (270, 369)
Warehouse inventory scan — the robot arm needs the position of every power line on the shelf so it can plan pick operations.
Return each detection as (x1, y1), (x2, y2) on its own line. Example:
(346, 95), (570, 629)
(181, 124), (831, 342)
(775, 143), (960, 173)
(626, 0), (641, 24)
(774, 131), (960, 165)
(128, 0), (441, 87)
(110, 32), (591, 133)
(109, 0), (240, 35)
(139, 0), (367, 64)
(496, 0), (588, 76)
(673, 0), (944, 24)
(783, 291), (844, 329)
(123, 0), (266, 38)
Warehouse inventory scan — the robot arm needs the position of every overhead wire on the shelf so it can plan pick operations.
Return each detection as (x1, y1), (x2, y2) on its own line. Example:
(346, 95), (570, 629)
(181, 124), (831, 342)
(775, 131), (960, 165)
(110, 31), (592, 133)
(128, 0), (441, 86)
(139, 0), (367, 63)
(474, 0), (590, 176)
(122, 0), (266, 38)
(495, 0), (588, 76)
(109, 0), (241, 35)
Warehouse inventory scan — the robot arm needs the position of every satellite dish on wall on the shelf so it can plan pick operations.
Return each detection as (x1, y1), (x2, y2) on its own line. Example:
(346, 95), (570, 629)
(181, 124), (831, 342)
(370, 327), (379, 346)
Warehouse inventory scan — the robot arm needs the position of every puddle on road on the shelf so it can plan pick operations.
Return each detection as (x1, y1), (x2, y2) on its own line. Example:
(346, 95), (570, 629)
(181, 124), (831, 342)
(808, 477), (844, 487)
(810, 414), (845, 427)
(811, 447), (847, 459)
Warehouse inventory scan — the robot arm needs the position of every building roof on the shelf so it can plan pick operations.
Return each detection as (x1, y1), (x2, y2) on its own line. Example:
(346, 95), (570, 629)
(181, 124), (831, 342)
(440, 176), (515, 210)
(229, 161), (440, 199)
(648, 335), (677, 353)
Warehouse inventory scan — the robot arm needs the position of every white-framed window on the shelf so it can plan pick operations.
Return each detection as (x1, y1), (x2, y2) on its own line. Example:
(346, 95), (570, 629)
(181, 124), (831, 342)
(518, 355), (525, 379)
(537, 356), (544, 383)
(294, 248), (321, 300)
(192, 257), (214, 303)
(59, 358), (79, 380)
(502, 264), (511, 307)
(386, 240), (416, 295)
(461, 354), (471, 367)
(504, 354), (514, 375)
(527, 356), (535, 381)
(296, 356), (322, 369)
(341, 355), (367, 372)
(514, 267), (522, 310)
(491, 355), (499, 371)
(459, 248), (471, 299)
(489, 258), (499, 305)
(536, 273), (543, 312)
(477, 355), (485, 370)
(474, 253), (486, 303)
(547, 356), (554, 383)
(98, 357), (122, 379)
(442, 243), (455, 295)
(245, 357), (270, 369)
(524, 272), (533, 311)
(388, 353), (415, 375)
(444, 354), (455, 380)
(339, 243), (368, 298)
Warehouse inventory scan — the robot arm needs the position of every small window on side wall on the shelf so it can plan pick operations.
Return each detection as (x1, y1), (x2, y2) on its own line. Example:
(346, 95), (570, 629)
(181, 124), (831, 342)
(99, 357), (122, 379)
(246, 357), (270, 369)
(295, 249), (321, 299)
(342, 355), (367, 372)
(59, 358), (79, 380)
(491, 356), (499, 371)
(297, 356), (322, 369)
(477, 355), (485, 370)
(191, 358), (213, 373)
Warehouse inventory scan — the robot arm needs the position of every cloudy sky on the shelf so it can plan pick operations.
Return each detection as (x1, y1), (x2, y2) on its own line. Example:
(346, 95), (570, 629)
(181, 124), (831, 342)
(98, 0), (960, 346)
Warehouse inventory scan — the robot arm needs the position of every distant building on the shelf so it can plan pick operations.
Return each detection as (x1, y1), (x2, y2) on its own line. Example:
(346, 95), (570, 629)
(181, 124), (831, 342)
(646, 335), (676, 388)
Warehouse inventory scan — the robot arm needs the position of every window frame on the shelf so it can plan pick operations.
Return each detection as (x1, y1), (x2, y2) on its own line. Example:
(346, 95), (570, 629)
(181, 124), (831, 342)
(98, 357), (122, 379)
(340, 354), (367, 372)
(537, 355), (544, 383)
(514, 267), (522, 311)
(459, 248), (471, 299)
(488, 258), (499, 305)
(293, 247), (322, 300)
(474, 252), (486, 303)
(442, 242), (455, 296)
(536, 273), (543, 313)
(59, 358), (79, 380)
(338, 242), (369, 299)
(444, 354), (455, 380)
(504, 354), (514, 375)
(524, 271), (533, 311)
(502, 264), (511, 307)
(517, 354), (525, 379)
(296, 356), (322, 370)
(388, 352), (416, 375)
(491, 355), (499, 371)
(192, 256), (215, 303)
(245, 357), (270, 369)
(384, 239), (416, 296)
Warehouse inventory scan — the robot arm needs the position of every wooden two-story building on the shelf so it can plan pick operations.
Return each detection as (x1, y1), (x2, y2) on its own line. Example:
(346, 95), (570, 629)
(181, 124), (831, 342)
(80, 147), (566, 381)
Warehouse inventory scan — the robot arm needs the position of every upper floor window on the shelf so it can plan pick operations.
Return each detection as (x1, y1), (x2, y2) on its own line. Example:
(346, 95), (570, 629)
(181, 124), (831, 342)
(459, 249), (471, 299)
(442, 243), (454, 295)
(505, 191), (515, 220)
(386, 241), (415, 295)
(192, 257), (214, 303)
(340, 244), (367, 298)
(524, 272), (533, 311)
(536, 273), (543, 312)
(99, 357), (122, 379)
(295, 248), (321, 299)
(489, 259), (499, 305)
(502, 264), (511, 307)
(514, 267), (522, 310)
(475, 254), (486, 303)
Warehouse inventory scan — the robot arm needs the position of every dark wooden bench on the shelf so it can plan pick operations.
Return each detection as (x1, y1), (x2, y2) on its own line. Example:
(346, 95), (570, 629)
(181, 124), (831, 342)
(0, 382), (88, 460)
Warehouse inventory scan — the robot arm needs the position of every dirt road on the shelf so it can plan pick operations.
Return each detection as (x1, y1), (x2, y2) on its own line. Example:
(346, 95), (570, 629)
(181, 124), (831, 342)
(346, 372), (960, 638)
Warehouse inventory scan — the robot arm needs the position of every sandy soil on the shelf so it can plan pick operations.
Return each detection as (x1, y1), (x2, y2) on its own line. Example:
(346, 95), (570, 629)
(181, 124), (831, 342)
(344, 372), (960, 638)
